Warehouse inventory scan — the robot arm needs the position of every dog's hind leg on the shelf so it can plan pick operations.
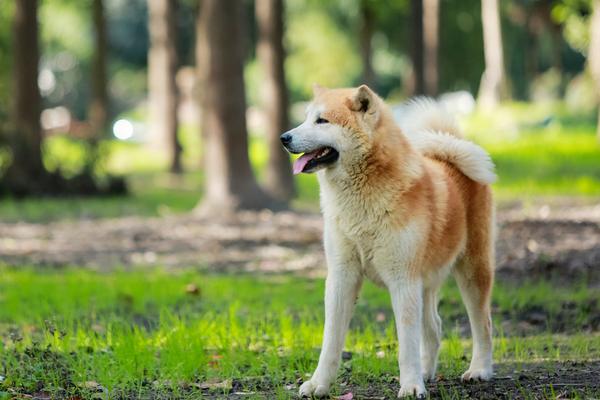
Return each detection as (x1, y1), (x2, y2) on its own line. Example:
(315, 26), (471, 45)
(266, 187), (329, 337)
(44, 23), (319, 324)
(453, 239), (494, 381)
(420, 286), (442, 381)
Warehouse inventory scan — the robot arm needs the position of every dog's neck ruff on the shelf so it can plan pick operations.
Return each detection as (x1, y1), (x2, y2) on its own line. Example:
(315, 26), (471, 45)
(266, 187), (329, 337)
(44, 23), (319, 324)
(320, 140), (424, 225)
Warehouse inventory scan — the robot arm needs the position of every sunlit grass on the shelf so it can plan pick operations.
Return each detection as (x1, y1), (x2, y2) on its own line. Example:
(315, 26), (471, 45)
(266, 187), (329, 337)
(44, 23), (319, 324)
(462, 102), (600, 199)
(0, 268), (598, 398)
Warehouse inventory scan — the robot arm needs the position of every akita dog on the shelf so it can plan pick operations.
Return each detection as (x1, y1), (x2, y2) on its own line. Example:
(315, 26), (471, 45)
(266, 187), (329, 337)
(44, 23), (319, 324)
(280, 85), (496, 398)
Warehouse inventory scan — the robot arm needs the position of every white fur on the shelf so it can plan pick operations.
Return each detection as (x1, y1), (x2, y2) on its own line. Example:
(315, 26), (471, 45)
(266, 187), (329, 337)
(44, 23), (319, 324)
(407, 130), (497, 184)
(395, 97), (462, 138)
(396, 97), (497, 185)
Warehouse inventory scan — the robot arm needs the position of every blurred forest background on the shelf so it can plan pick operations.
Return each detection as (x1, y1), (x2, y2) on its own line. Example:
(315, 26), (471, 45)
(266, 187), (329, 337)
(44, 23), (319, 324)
(2, 2), (600, 398)
(0, 0), (599, 217)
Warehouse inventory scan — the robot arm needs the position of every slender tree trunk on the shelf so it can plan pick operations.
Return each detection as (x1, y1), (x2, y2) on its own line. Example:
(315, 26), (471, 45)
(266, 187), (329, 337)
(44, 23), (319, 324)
(148, 0), (182, 173)
(196, 0), (272, 213)
(590, 0), (600, 141)
(524, 8), (539, 93)
(409, 0), (424, 95)
(10, 0), (44, 182)
(478, 0), (506, 109)
(359, 0), (376, 88)
(423, 0), (439, 96)
(256, 0), (294, 203)
(89, 0), (108, 137)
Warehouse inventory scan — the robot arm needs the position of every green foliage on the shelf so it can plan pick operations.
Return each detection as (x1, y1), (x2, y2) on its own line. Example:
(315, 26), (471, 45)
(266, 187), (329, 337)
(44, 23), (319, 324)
(40, 0), (92, 59)
(0, 1), (14, 115)
(464, 102), (600, 199)
(552, 0), (593, 54)
(285, 4), (361, 99)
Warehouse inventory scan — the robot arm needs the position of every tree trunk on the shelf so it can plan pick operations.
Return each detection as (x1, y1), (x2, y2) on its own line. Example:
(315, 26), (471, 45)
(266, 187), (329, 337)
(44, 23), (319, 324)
(89, 0), (109, 137)
(423, 0), (439, 96)
(148, 0), (182, 173)
(256, 0), (294, 203)
(196, 0), (272, 213)
(10, 0), (44, 182)
(409, 0), (424, 95)
(478, 0), (505, 109)
(590, 0), (600, 141)
(359, 0), (376, 88)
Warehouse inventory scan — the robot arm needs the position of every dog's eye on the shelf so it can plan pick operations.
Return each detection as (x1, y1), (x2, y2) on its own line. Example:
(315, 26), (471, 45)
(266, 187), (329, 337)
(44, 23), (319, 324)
(315, 117), (329, 124)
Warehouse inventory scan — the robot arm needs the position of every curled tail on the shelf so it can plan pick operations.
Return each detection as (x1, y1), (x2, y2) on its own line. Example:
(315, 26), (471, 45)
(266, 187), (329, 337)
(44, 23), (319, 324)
(395, 97), (497, 185)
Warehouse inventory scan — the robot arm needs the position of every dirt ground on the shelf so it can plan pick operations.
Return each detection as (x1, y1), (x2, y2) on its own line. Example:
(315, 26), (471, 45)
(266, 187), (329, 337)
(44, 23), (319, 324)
(105, 361), (600, 399)
(1, 202), (599, 285)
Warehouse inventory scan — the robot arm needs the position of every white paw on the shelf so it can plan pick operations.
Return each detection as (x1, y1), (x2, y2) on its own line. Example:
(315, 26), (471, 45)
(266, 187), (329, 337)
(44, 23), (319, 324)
(421, 359), (437, 382)
(422, 366), (436, 382)
(398, 381), (426, 398)
(461, 366), (493, 382)
(299, 379), (330, 398)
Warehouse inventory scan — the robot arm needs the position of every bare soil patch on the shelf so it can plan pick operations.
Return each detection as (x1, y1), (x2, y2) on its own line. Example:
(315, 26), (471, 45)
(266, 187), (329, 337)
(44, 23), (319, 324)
(1, 204), (599, 284)
(108, 360), (600, 399)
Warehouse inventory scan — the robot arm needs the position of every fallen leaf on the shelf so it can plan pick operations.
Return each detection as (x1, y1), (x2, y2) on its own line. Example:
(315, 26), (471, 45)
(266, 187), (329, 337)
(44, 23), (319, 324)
(185, 283), (200, 295)
(208, 354), (223, 367)
(196, 379), (232, 391)
(76, 381), (106, 391)
(31, 393), (51, 400)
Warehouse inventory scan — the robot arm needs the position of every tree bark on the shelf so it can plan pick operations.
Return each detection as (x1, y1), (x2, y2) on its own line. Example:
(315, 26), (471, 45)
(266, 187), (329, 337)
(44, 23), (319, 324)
(423, 0), (439, 96)
(148, 0), (182, 173)
(196, 0), (272, 213)
(409, 0), (424, 95)
(89, 0), (109, 137)
(590, 0), (600, 141)
(256, 0), (294, 203)
(11, 0), (44, 181)
(359, 0), (376, 88)
(478, 0), (506, 109)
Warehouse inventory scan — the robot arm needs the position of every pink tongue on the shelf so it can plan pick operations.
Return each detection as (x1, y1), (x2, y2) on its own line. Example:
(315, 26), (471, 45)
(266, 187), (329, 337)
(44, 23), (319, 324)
(293, 150), (319, 174)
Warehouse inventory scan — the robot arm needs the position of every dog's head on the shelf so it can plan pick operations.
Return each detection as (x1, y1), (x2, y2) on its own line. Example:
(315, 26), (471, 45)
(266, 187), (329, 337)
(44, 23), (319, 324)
(280, 84), (382, 174)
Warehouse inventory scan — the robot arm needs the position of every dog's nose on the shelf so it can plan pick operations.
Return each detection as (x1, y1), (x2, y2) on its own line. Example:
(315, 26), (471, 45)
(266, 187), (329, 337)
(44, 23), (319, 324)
(280, 132), (292, 146)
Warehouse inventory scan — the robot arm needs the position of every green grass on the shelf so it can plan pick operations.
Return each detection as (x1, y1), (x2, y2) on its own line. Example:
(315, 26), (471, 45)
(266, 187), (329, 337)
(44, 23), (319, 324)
(463, 102), (600, 201)
(0, 267), (598, 398)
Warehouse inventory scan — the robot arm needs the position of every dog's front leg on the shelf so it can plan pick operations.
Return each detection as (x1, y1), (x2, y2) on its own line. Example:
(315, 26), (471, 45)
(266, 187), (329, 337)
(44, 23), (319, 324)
(299, 240), (361, 398)
(388, 279), (426, 398)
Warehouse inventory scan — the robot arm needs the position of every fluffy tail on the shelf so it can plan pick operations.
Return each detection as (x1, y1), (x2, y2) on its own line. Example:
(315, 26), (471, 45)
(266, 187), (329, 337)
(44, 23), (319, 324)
(395, 97), (463, 138)
(395, 97), (497, 185)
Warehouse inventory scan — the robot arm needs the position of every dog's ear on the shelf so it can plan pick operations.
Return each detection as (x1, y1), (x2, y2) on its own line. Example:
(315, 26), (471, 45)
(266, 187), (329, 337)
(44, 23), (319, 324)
(312, 83), (326, 96)
(349, 85), (376, 113)
(348, 85), (379, 126)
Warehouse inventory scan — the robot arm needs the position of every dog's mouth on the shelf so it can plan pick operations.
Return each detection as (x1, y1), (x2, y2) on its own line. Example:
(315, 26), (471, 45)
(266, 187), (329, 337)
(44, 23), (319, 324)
(292, 146), (339, 174)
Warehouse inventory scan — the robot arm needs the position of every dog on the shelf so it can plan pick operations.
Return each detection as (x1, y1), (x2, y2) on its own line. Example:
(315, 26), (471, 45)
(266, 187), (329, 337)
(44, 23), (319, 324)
(280, 85), (496, 398)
